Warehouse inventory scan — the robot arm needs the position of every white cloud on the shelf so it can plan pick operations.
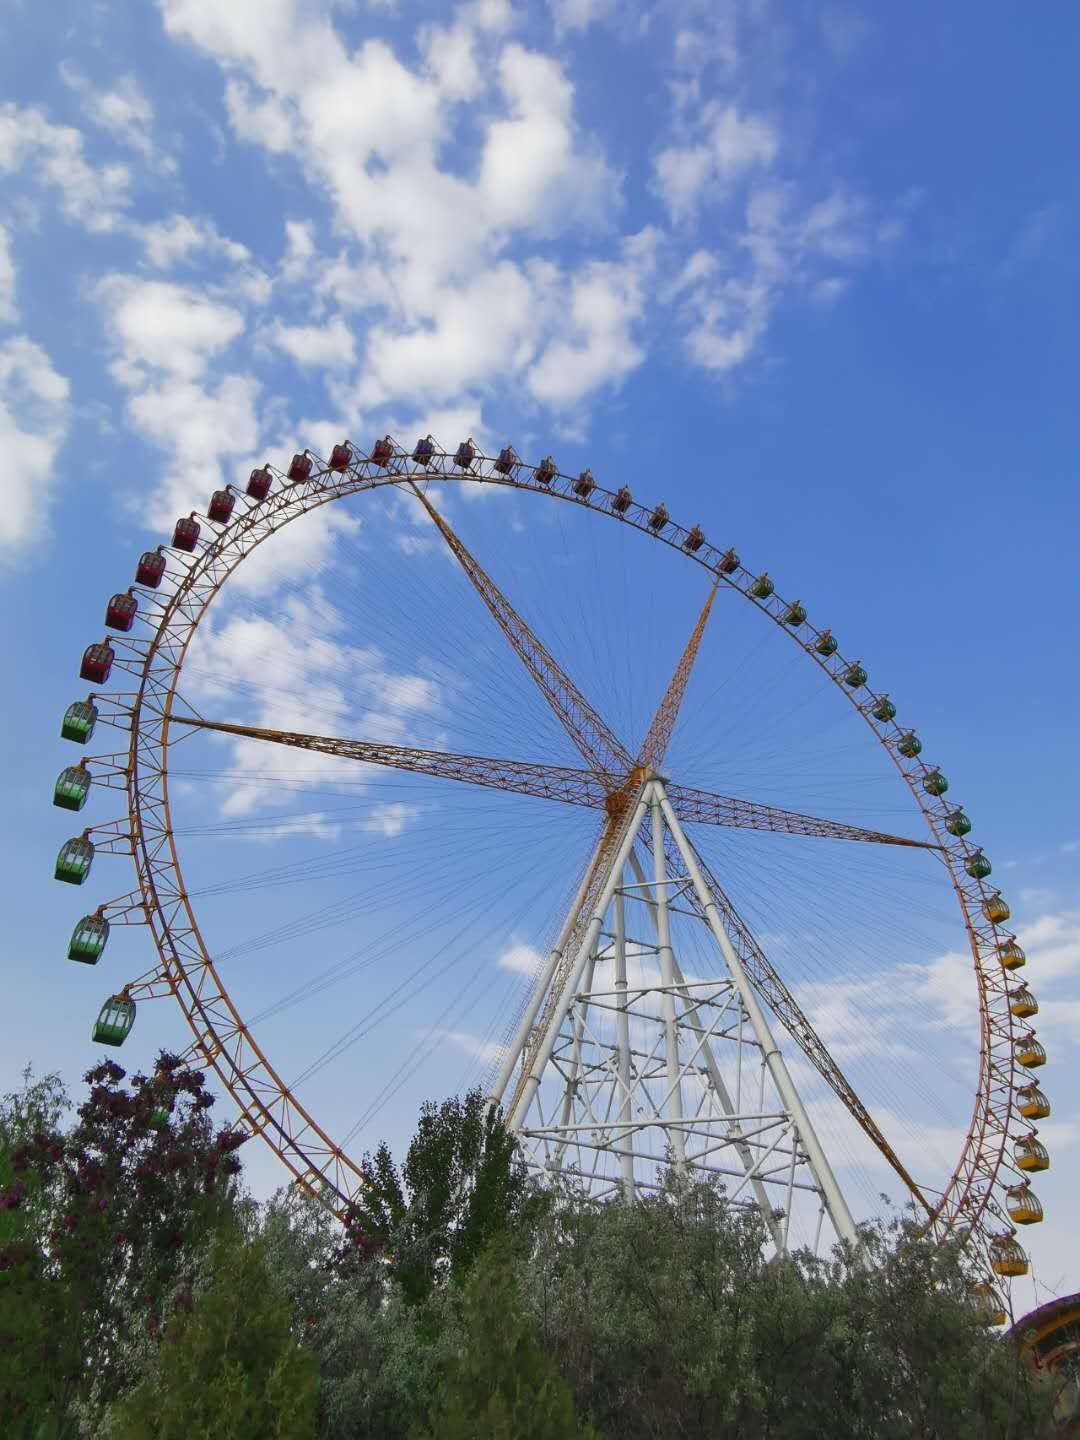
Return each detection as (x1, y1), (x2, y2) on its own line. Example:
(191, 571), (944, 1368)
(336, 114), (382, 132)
(497, 940), (544, 976)
(92, 273), (266, 523)
(1015, 910), (1080, 985)
(136, 213), (252, 270)
(280, 220), (316, 282)
(0, 102), (130, 232)
(654, 104), (777, 221)
(159, 0), (636, 427)
(673, 184), (878, 374)
(380, 674), (441, 712)
(269, 315), (356, 370)
(182, 588), (445, 820)
(477, 43), (620, 232)
(224, 77), (296, 153)
(549, 0), (613, 34)
(811, 276), (849, 306)
(432, 1027), (505, 1065)
(528, 228), (657, 411)
(59, 64), (170, 171)
(0, 336), (70, 559)
(97, 274), (245, 382)
(126, 373), (261, 524)
(0, 226), (15, 325)
(360, 261), (536, 407)
(363, 801), (420, 838)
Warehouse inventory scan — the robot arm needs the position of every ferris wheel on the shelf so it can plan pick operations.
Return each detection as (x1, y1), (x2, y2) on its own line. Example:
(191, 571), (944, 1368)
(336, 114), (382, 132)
(51, 435), (1048, 1309)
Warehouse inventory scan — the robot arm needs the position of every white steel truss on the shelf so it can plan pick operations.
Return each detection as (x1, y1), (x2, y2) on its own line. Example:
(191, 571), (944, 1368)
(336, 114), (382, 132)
(492, 774), (861, 1255)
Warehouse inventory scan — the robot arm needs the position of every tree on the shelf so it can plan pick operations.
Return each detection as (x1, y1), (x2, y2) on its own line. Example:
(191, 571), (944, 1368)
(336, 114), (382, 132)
(105, 1224), (317, 1440)
(259, 1186), (463, 1440)
(0, 1055), (246, 1434)
(417, 1234), (597, 1440)
(0, 1070), (69, 1436)
(343, 1089), (541, 1303)
(519, 1173), (1057, 1440)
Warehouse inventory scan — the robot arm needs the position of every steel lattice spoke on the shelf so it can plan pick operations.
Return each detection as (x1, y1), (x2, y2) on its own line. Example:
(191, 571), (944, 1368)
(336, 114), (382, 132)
(173, 718), (933, 850)
(635, 579), (719, 772)
(170, 718), (610, 808)
(667, 782), (939, 850)
(407, 481), (634, 778)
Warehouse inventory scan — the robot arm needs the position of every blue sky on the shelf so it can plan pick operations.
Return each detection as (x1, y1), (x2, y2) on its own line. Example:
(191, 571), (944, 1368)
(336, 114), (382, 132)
(2, 0), (1078, 1313)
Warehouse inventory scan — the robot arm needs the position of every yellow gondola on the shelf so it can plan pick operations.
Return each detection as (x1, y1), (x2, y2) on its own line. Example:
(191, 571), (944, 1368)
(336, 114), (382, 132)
(1016, 1033), (1046, 1068)
(1014, 1134), (1050, 1172)
(1017, 1083), (1050, 1120)
(1006, 1182), (1043, 1225)
(1008, 984), (1038, 1019)
(990, 1234), (1029, 1278)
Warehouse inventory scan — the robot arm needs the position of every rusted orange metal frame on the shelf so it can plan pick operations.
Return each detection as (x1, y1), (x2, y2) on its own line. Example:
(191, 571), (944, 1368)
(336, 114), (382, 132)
(168, 718), (935, 850)
(99, 439), (1021, 1239)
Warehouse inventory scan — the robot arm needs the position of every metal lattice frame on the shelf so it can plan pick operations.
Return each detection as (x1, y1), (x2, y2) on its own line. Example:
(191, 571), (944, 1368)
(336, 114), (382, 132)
(68, 439), (1031, 1244)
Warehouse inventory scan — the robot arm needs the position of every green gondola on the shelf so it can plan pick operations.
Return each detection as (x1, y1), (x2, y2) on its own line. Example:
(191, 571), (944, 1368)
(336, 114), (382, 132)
(897, 731), (922, 758)
(945, 809), (972, 837)
(55, 836), (95, 885)
(68, 913), (109, 964)
(843, 662), (867, 689)
(61, 700), (98, 744)
(54, 764), (91, 812)
(871, 695), (896, 722)
(749, 573), (774, 599)
(782, 600), (806, 626)
(922, 769), (948, 797)
(814, 631), (838, 657)
(148, 1106), (169, 1130)
(965, 850), (992, 880)
(92, 995), (135, 1048)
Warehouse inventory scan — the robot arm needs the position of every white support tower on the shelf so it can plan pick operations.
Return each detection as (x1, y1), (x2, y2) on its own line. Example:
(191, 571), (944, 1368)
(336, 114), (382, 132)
(492, 774), (861, 1256)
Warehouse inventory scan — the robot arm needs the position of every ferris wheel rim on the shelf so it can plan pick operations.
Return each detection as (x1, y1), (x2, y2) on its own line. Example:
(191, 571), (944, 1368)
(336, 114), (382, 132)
(90, 444), (1025, 1242)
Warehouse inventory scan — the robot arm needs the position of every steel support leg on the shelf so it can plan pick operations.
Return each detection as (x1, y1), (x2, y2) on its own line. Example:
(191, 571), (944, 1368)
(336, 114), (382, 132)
(613, 883), (636, 1199)
(656, 783), (862, 1252)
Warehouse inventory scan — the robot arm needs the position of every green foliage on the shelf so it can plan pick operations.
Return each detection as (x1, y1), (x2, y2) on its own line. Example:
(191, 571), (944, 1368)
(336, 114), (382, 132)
(0, 1070), (1056, 1440)
(416, 1235), (597, 1440)
(0, 1070), (69, 1436)
(0, 1055), (245, 1434)
(520, 1174), (1055, 1439)
(345, 1089), (540, 1303)
(259, 1187), (463, 1440)
(105, 1224), (317, 1440)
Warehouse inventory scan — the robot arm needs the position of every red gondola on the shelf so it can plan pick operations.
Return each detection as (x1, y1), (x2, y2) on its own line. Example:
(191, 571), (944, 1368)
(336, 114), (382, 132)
(717, 548), (739, 574)
(80, 642), (114, 684)
(612, 486), (632, 514)
(536, 455), (557, 485)
(328, 443), (351, 472)
(207, 489), (235, 523)
(105, 593), (137, 632)
(649, 503), (669, 533)
(287, 453), (312, 483)
(573, 469), (595, 497)
(172, 516), (200, 552)
(135, 550), (166, 588)
(493, 446), (518, 476)
(683, 525), (704, 552)
(247, 466), (272, 501)
(371, 437), (394, 467)
(454, 439), (475, 470)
